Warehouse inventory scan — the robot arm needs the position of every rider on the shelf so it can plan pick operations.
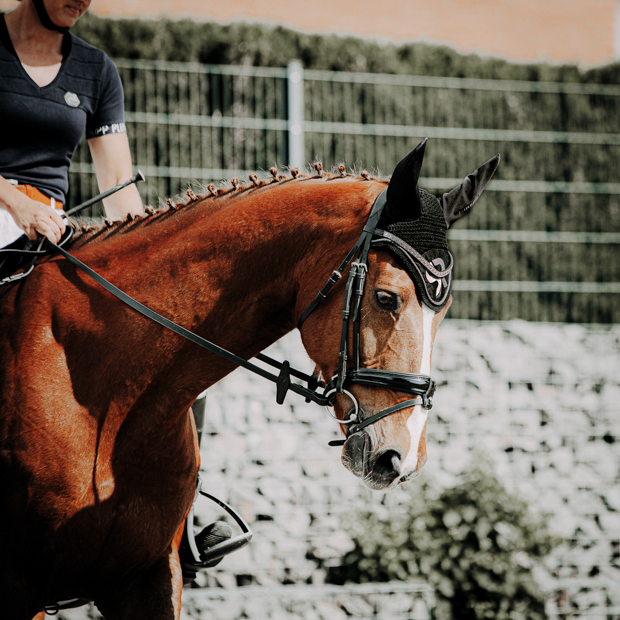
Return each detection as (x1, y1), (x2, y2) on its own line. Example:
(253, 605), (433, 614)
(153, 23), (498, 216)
(0, 0), (225, 583)
(0, 0), (143, 246)
(0, 0), (142, 245)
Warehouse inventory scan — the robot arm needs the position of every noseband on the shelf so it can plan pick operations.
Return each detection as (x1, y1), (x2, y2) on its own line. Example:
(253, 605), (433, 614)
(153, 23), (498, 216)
(297, 189), (439, 446)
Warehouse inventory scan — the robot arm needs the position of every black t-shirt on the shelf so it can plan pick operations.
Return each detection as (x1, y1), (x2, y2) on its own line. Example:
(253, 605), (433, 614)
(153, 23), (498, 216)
(0, 14), (126, 202)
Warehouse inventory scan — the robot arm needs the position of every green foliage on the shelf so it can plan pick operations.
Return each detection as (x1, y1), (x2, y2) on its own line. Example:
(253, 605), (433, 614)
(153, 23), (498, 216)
(67, 13), (620, 323)
(329, 458), (562, 620)
(71, 13), (620, 83)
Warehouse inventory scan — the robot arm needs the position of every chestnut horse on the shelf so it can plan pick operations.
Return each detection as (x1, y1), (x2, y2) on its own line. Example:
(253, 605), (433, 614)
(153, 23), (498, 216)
(0, 143), (497, 619)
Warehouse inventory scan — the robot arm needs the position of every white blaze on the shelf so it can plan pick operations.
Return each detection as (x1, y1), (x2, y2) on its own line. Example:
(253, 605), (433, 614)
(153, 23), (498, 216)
(401, 304), (434, 474)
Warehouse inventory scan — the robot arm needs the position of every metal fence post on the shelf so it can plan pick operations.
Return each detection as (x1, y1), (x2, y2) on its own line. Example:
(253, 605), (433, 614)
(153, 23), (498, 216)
(287, 61), (305, 169)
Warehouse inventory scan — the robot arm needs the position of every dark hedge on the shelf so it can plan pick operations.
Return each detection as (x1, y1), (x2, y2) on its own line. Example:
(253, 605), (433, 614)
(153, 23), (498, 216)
(71, 14), (620, 83)
(65, 14), (620, 323)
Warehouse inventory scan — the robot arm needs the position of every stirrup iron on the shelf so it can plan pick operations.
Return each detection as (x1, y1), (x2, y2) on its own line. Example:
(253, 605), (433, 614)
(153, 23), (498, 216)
(182, 477), (253, 575)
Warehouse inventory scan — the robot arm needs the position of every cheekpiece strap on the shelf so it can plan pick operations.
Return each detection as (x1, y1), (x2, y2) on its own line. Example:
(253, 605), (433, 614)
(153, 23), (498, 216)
(297, 188), (388, 329)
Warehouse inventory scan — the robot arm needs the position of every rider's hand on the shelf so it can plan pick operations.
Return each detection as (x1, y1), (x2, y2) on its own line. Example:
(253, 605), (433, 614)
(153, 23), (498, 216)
(8, 194), (66, 244)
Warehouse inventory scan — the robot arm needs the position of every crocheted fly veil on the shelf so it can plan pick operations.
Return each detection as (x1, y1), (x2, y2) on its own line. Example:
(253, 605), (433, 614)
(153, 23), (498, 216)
(375, 139), (500, 311)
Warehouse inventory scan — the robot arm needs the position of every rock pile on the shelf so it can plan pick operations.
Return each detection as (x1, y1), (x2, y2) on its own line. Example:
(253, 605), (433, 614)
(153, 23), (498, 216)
(195, 320), (620, 618)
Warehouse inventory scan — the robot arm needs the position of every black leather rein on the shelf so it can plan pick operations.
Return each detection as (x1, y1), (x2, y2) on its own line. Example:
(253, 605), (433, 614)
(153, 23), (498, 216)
(37, 187), (436, 446)
(46, 240), (330, 409)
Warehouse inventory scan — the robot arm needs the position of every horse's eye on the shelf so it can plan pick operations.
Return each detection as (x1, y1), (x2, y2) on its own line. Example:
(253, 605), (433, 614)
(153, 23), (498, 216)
(375, 290), (397, 311)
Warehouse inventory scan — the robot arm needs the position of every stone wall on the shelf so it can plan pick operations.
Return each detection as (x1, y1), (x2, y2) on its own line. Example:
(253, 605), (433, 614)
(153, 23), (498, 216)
(52, 319), (620, 619)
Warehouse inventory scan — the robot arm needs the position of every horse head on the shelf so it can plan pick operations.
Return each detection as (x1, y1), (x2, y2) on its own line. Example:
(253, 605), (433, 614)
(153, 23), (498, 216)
(300, 140), (499, 490)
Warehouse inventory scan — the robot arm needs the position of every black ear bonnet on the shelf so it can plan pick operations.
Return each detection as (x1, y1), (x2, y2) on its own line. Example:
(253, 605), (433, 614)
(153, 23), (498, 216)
(373, 189), (453, 312)
(370, 141), (498, 312)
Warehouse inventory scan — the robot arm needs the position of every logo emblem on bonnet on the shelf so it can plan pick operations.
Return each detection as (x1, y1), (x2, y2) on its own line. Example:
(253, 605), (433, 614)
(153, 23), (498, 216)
(425, 257), (448, 298)
(64, 92), (80, 108)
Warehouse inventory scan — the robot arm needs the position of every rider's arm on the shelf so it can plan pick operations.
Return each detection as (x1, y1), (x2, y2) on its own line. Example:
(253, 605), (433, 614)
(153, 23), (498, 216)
(0, 176), (65, 242)
(88, 132), (144, 221)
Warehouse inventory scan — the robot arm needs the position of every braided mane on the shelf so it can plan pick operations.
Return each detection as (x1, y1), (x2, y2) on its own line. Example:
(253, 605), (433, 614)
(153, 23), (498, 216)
(69, 163), (380, 247)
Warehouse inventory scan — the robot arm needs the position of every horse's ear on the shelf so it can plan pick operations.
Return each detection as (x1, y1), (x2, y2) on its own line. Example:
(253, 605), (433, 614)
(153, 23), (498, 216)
(441, 154), (500, 228)
(384, 138), (427, 224)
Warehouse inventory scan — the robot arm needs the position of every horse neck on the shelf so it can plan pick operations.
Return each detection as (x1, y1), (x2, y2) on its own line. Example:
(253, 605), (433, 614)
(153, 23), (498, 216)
(76, 178), (384, 397)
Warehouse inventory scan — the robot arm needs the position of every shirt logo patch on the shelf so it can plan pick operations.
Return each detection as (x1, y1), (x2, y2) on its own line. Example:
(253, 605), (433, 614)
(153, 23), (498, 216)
(91, 123), (126, 137)
(64, 92), (80, 107)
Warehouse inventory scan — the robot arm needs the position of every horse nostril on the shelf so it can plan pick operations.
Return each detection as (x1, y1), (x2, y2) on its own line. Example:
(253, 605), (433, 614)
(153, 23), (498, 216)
(373, 448), (403, 480)
(342, 433), (367, 477)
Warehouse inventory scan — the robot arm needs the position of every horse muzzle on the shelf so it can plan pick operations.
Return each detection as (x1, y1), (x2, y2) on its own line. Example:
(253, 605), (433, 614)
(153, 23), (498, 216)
(341, 432), (407, 490)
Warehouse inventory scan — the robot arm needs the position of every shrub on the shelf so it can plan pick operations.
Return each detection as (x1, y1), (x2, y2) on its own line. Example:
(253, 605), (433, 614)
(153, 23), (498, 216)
(328, 457), (562, 620)
(71, 13), (620, 83)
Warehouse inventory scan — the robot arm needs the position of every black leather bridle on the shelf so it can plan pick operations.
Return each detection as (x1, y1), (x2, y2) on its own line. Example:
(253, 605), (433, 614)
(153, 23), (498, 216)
(296, 188), (436, 446)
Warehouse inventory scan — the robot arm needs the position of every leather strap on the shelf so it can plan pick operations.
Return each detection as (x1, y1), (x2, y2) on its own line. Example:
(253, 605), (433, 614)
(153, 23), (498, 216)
(297, 236), (364, 329)
(327, 397), (424, 446)
(348, 397), (424, 435)
(46, 240), (330, 408)
(347, 369), (435, 405)
(32, 0), (70, 34)
(297, 189), (388, 329)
